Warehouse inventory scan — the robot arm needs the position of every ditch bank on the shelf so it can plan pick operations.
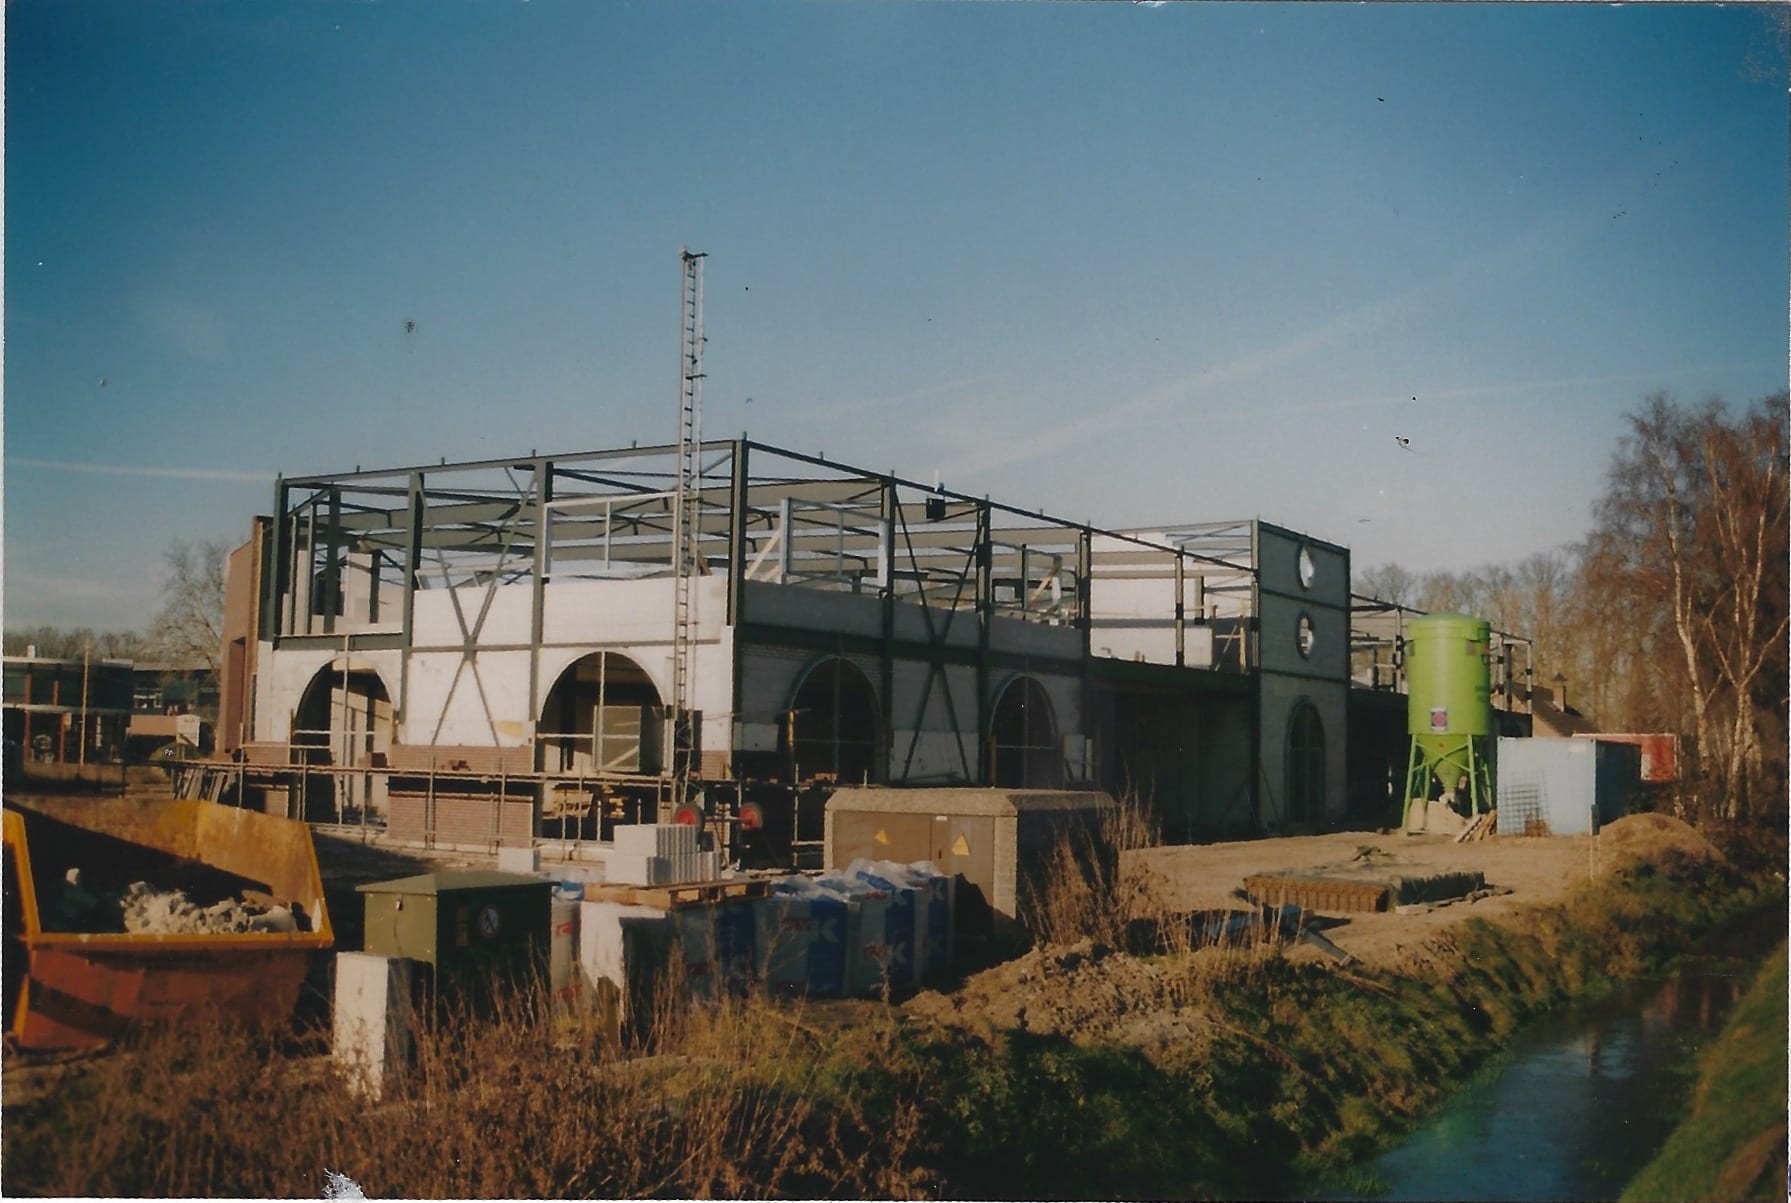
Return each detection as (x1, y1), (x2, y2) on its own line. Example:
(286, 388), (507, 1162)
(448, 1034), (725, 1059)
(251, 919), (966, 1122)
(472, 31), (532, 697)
(1620, 939), (1789, 1203)
(890, 813), (1781, 1199)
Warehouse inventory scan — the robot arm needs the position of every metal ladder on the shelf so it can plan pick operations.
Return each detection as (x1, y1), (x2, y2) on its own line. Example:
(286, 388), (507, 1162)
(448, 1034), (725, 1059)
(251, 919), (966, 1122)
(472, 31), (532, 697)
(670, 248), (706, 814)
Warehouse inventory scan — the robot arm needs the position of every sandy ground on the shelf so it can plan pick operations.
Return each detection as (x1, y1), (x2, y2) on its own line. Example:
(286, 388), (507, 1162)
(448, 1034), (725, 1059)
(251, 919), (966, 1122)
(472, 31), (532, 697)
(1125, 815), (1721, 969)
(1128, 829), (1574, 968)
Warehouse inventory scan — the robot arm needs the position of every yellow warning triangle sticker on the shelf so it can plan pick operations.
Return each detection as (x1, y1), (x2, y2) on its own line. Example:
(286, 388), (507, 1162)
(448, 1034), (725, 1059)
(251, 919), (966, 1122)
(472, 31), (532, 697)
(952, 833), (971, 856)
(874, 828), (889, 845)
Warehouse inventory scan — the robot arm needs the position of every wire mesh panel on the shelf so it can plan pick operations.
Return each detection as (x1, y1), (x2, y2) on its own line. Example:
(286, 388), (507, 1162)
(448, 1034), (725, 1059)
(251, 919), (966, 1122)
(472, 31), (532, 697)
(1499, 776), (1550, 837)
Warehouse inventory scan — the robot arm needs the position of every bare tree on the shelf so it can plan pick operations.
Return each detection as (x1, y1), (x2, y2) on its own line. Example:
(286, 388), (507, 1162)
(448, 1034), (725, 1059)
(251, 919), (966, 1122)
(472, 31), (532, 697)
(1417, 570), (1476, 615)
(143, 539), (231, 674)
(1583, 392), (1789, 821)
(1356, 561), (1418, 606)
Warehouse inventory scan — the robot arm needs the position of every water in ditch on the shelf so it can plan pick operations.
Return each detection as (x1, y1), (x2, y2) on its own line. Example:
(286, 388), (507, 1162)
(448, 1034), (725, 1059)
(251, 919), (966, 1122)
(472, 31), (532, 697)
(1312, 912), (1778, 1202)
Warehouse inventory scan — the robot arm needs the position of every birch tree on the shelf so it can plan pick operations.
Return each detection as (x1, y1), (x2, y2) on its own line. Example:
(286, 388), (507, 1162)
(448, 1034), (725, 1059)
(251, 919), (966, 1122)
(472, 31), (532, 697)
(1583, 392), (1788, 820)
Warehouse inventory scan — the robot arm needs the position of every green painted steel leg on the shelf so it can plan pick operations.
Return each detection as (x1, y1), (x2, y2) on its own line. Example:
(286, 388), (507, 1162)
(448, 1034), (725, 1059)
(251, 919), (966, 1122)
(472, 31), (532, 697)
(1401, 740), (1431, 831)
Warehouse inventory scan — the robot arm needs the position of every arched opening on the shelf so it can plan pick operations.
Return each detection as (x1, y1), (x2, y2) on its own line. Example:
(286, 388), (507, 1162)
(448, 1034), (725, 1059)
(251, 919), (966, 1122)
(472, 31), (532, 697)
(537, 652), (664, 774)
(293, 659), (393, 821)
(783, 657), (881, 785)
(990, 675), (1061, 788)
(1285, 700), (1326, 824)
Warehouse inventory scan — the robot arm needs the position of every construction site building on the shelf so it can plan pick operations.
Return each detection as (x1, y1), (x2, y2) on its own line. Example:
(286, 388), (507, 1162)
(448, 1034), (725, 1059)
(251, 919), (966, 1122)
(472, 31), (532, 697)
(205, 438), (1531, 853)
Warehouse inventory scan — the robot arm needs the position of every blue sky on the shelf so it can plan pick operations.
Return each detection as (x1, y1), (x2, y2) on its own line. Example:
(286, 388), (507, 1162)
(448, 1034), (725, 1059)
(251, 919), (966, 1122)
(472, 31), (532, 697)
(5, 0), (1786, 631)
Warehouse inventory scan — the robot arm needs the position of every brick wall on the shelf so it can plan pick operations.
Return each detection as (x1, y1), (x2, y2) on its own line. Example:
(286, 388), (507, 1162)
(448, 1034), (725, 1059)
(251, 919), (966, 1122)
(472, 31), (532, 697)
(388, 794), (534, 848)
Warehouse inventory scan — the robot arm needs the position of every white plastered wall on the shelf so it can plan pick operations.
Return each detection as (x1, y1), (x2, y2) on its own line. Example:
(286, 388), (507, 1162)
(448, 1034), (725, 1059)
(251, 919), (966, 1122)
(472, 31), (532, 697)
(255, 576), (735, 756)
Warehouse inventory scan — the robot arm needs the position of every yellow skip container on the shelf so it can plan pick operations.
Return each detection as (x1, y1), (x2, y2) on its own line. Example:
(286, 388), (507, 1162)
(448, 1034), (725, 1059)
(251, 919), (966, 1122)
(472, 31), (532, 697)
(4, 796), (334, 1050)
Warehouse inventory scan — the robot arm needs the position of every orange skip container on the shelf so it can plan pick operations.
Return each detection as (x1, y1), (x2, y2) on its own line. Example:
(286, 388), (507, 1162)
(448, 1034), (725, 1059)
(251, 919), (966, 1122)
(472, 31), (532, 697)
(4, 796), (334, 1050)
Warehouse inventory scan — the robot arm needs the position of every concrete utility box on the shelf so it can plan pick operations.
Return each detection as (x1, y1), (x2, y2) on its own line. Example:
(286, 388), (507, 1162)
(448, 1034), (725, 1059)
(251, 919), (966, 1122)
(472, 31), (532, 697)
(823, 788), (1116, 940)
(332, 951), (413, 1100)
(1496, 737), (1641, 837)
(357, 871), (551, 996)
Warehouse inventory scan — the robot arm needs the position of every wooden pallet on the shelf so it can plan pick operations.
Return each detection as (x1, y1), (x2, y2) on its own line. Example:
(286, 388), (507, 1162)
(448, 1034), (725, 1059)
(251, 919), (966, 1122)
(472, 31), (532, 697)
(1454, 809), (1498, 843)
(581, 879), (770, 910)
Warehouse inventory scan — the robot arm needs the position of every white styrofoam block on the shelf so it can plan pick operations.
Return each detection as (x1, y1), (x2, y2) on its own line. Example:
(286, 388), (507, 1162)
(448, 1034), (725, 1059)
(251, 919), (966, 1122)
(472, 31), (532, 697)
(613, 825), (659, 857)
(576, 900), (673, 1027)
(615, 823), (701, 860)
(333, 952), (412, 1101)
(604, 853), (648, 885)
(498, 846), (541, 875)
(606, 853), (675, 886)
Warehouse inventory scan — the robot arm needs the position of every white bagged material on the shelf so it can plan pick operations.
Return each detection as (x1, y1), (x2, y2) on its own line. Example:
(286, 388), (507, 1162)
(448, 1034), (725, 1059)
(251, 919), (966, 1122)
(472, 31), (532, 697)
(850, 859), (954, 979)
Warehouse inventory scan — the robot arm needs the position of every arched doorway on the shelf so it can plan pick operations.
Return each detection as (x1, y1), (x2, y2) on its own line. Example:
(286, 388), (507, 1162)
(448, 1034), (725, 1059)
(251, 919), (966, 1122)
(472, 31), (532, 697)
(990, 675), (1061, 788)
(783, 657), (882, 785)
(537, 652), (663, 774)
(1285, 700), (1326, 824)
(293, 659), (393, 821)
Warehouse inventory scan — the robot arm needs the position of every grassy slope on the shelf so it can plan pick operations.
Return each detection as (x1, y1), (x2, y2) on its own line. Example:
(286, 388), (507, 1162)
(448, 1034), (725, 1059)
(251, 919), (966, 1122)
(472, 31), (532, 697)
(1620, 941), (1788, 1203)
(1, 861), (1779, 1199)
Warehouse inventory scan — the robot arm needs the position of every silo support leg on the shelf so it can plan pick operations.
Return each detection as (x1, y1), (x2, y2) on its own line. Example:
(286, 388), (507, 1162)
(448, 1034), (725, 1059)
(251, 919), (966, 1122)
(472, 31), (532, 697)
(1401, 741), (1431, 833)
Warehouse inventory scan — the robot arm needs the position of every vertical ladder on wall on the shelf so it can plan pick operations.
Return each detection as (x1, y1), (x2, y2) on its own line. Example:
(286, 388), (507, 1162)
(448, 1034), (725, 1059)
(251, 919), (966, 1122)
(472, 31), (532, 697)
(670, 248), (707, 814)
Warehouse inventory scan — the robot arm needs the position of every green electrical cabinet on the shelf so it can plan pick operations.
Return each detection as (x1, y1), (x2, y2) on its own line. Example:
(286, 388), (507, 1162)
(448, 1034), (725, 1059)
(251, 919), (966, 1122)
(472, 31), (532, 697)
(357, 871), (551, 999)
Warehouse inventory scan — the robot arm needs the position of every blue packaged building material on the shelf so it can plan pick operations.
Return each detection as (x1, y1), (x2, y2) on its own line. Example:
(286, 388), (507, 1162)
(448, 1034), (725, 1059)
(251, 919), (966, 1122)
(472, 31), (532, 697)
(748, 860), (957, 1000)
(757, 877), (852, 997)
(674, 901), (758, 1000)
(840, 859), (920, 993)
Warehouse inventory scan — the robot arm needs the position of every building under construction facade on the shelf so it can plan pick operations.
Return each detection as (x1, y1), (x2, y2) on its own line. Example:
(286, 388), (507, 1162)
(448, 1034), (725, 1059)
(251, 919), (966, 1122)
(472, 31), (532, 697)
(206, 438), (1532, 855)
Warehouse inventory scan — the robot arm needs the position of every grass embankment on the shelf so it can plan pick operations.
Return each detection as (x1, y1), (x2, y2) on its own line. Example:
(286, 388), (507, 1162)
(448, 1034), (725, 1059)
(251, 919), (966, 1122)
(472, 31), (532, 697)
(2, 846), (1778, 1198)
(1620, 941), (1788, 1203)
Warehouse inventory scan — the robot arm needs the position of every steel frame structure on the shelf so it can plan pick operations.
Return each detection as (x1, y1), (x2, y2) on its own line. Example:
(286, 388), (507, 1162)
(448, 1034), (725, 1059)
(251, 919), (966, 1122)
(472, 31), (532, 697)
(209, 436), (1536, 853)
(249, 439), (1265, 814)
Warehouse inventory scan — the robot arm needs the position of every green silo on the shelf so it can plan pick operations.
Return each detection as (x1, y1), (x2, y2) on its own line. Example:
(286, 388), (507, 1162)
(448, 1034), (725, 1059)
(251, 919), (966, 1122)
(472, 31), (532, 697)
(1401, 613), (1495, 830)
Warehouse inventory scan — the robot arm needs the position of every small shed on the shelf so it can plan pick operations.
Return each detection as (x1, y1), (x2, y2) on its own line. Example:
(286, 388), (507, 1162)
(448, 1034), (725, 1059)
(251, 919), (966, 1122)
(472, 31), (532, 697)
(1573, 732), (1680, 784)
(823, 787), (1117, 939)
(1496, 737), (1641, 837)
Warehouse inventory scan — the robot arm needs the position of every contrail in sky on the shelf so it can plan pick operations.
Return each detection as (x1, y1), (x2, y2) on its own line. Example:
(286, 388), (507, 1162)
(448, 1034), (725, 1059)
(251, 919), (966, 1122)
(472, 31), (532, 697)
(782, 370), (1010, 422)
(7, 458), (270, 483)
(937, 219), (1584, 480)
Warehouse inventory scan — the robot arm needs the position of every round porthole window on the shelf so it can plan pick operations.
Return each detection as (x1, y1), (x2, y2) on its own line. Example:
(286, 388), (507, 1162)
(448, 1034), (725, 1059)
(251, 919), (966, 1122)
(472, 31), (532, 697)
(1297, 613), (1316, 658)
(1298, 546), (1316, 590)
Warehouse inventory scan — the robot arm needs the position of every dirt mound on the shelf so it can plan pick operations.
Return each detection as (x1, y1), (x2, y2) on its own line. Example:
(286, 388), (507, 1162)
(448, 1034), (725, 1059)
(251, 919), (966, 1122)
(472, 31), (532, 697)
(1597, 813), (1726, 874)
(904, 939), (1226, 1061)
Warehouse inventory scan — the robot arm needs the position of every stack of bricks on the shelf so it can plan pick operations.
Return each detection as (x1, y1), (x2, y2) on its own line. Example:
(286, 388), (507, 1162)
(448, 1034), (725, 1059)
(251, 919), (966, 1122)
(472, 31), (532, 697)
(607, 824), (722, 886)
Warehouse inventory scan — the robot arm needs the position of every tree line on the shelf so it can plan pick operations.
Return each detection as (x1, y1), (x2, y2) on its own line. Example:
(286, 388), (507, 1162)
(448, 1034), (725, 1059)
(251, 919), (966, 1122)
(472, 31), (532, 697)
(4, 540), (230, 672)
(1361, 391), (1788, 830)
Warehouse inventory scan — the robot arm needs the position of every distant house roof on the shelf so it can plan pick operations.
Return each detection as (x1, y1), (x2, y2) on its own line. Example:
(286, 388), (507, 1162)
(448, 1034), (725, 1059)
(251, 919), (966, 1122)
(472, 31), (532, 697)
(1529, 694), (1598, 738)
